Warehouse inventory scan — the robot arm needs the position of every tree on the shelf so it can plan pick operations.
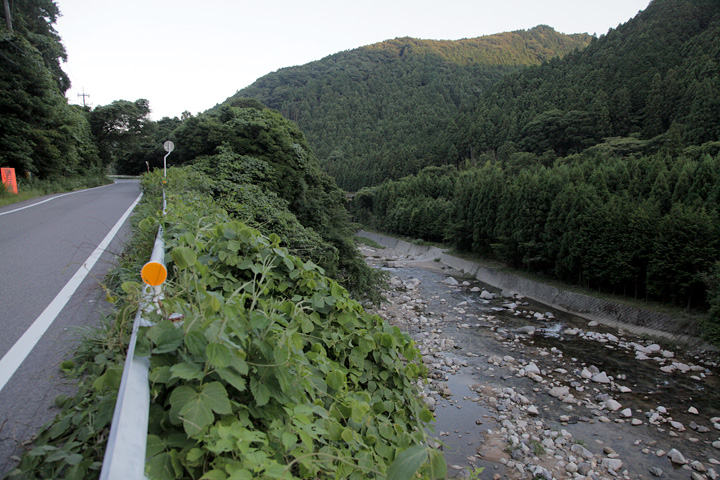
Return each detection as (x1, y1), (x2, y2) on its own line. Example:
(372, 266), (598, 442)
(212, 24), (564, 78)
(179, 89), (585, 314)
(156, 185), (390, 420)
(0, 0), (100, 178)
(89, 99), (157, 174)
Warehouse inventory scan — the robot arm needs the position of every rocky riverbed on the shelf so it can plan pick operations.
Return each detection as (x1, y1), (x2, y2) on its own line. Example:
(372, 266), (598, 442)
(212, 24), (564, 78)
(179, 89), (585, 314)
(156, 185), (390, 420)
(359, 243), (720, 480)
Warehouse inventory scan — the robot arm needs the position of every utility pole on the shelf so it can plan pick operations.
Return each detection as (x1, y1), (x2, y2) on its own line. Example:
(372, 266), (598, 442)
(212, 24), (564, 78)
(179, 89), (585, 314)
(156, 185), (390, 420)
(78, 89), (91, 108)
(3, 0), (13, 33)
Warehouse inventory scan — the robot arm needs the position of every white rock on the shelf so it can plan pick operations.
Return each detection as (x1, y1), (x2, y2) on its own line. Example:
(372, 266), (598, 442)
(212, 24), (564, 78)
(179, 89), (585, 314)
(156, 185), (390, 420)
(549, 386), (570, 400)
(525, 362), (541, 375)
(592, 371), (611, 384)
(588, 321), (599, 327)
(480, 290), (494, 300)
(668, 448), (688, 465)
(581, 367), (593, 379)
(617, 385), (632, 393)
(632, 418), (643, 426)
(566, 462), (578, 474)
(636, 352), (651, 360)
(620, 408), (632, 418)
(662, 350), (675, 358)
(602, 458), (623, 471)
(673, 362), (691, 373)
(605, 399), (623, 411)
(443, 276), (459, 285)
(470, 286), (481, 292)
(657, 406), (667, 414)
(670, 421), (685, 431)
(647, 344), (662, 352)
(527, 405), (539, 416)
(688, 406), (699, 415)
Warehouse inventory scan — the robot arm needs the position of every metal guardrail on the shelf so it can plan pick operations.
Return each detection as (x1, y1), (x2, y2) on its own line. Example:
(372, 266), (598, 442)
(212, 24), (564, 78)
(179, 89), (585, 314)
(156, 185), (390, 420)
(99, 190), (168, 480)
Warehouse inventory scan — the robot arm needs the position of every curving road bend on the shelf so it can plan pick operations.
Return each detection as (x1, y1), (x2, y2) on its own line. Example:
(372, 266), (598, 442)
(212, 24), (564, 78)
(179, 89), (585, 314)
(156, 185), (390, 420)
(0, 179), (141, 476)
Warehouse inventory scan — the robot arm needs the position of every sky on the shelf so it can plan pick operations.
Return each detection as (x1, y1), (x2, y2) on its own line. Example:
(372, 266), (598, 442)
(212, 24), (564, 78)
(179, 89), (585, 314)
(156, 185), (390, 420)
(55, 0), (652, 120)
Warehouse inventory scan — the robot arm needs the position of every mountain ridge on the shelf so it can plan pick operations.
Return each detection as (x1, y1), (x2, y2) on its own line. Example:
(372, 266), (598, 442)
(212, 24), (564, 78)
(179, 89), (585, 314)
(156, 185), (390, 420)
(221, 25), (593, 190)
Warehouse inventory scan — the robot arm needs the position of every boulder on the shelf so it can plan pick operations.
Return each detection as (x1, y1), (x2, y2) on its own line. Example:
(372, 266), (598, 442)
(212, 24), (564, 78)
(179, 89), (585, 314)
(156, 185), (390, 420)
(592, 371), (611, 384)
(549, 386), (570, 400)
(668, 448), (688, 465)
(602, 458), (623, 471)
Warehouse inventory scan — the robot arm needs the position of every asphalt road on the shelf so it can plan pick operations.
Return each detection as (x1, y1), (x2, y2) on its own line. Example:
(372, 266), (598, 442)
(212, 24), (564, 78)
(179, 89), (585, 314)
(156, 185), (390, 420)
(0, 179), (142, 476)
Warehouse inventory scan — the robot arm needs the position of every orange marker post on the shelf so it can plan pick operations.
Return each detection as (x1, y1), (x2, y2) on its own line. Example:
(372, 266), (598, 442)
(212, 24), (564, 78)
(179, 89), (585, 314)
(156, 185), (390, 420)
(1, 168), (18, 194)
(141, 261), (167, 286)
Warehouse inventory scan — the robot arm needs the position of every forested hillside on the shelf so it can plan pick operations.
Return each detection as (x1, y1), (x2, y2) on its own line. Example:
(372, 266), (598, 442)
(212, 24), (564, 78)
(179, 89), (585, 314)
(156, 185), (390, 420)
(223, 26), (592, 190)
(451, 0), (720, 162)
(353, 0), (720, 341)
(0, 0), (101, 179)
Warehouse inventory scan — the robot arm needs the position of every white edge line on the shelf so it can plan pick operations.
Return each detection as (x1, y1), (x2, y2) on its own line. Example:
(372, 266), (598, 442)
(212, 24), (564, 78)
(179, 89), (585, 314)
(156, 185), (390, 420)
(0, 183), (116, 217)
(0, 192), (144, 393)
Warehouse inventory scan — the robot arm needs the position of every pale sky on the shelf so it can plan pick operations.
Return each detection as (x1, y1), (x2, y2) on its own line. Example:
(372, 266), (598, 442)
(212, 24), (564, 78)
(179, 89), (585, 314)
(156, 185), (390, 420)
(55, 0), (651, 120)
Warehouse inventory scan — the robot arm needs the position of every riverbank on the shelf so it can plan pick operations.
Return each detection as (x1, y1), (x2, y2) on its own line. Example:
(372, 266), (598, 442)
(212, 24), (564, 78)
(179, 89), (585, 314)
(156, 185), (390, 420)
(357, 236), (720, 480)
(357, 230), (712, 348)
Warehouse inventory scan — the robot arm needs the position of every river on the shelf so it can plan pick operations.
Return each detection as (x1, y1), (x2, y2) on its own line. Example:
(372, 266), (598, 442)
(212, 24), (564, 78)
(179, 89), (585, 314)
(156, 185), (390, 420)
(359, 242), (720, 480)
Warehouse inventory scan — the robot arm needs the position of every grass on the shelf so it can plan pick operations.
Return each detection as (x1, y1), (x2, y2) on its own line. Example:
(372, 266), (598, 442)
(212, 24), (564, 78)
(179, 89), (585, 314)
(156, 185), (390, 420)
(0, 174), (113, 208)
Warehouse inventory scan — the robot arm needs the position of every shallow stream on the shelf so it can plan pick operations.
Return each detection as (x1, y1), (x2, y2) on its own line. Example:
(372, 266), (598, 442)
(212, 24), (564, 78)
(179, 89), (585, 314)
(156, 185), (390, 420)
(374, 261), (720, 479)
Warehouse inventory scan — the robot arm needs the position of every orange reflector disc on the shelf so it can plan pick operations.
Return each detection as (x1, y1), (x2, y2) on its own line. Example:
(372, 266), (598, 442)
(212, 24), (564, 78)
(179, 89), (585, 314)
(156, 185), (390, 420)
(141, 261), (167, 286)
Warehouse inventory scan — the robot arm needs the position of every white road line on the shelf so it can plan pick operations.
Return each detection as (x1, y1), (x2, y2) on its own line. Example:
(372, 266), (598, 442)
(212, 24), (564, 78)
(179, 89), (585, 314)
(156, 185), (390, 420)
(0, 183), (114, 217)
(0, 192), (144, 393)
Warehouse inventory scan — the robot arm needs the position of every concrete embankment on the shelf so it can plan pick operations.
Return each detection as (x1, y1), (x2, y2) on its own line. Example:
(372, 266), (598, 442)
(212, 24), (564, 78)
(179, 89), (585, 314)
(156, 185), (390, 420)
(358, 230), (708, 346)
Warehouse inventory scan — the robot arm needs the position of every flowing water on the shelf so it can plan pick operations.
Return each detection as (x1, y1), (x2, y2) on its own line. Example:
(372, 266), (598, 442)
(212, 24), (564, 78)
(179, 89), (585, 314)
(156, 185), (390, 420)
(376, 262), (720, 479)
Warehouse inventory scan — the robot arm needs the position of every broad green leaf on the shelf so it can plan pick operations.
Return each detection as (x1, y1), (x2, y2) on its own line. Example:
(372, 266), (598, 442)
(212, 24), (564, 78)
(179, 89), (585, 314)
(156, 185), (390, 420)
(185, 330), (207, 356)
(200, 470), (228, 480)
(281, 432), (297, 449)
(341, 428), (354, 443)
(387, 445), (428, 480)
(92, 365), (122, 391)
(146, 451), (176, 480)
(169, 385), (195, 423)
(170, 362), (204, 381)
(171, 246), (197, 270)
(217, 368), (247, 392)
(206, 342), (231, 369)
(201, 382), (232, 415)
(419, 408), (433, 423)
(179, 395), (214, 436)
(428, 449), (448, 479)
(326, 370), (346, 391)
(250, 378), (271, 407)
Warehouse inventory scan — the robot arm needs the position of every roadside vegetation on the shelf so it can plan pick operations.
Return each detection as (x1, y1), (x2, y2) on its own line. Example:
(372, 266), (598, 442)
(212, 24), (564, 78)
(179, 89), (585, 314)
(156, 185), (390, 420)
(7, 169), (444, 480)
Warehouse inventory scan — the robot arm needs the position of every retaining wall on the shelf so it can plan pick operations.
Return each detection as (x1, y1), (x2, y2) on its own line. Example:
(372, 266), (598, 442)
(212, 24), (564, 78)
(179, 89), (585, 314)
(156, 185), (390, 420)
(358, 231), (706, 345)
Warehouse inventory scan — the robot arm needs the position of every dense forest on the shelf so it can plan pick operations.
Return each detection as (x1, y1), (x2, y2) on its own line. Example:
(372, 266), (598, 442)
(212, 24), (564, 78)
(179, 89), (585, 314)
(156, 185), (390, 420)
(223, 27), (592, 191)
(0, 0), (100, 179)
(450, 0), (720, 162)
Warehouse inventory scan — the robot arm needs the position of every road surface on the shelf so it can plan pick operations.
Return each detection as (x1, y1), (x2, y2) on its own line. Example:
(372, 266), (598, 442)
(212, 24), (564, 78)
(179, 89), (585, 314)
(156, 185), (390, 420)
(0, 179), (141, 476)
